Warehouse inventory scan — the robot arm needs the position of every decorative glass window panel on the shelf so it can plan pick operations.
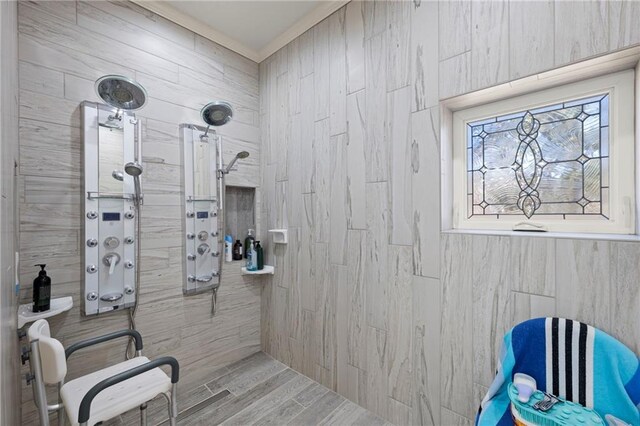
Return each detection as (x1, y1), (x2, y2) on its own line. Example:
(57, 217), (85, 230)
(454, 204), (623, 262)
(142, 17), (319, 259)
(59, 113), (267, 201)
(466, 94), (610, 219)
(451, 69), (635, 234)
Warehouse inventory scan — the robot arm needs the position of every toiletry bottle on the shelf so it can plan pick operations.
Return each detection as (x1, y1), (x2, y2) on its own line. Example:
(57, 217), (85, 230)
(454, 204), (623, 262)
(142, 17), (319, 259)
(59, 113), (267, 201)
(245, 241), (253, 270)
(225, 235), (233, 262)
(244, 229), (255, 259)
(255, 241), (264, 270)
(233, 240), (243, 261)
(247, 241), (258, 271)
(32, 264), (51, 312)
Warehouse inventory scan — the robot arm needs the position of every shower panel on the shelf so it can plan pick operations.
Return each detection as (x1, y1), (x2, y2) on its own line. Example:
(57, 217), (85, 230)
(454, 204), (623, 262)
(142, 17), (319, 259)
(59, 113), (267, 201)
(82, 102), (140, 315)
(180, 124), (221, 295)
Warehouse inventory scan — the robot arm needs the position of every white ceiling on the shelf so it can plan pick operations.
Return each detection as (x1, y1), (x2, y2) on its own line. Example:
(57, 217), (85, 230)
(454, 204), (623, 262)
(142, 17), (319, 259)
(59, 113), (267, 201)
(135, 0), (348, 62)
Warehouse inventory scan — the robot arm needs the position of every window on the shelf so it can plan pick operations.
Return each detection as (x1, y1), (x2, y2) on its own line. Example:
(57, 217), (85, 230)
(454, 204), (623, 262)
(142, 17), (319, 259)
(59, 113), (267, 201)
(452, 70), (635, 234)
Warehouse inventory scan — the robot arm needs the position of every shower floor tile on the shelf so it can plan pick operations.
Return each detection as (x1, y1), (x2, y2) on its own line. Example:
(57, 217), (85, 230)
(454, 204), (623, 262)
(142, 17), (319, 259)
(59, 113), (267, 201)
(110, 351), (389, 426)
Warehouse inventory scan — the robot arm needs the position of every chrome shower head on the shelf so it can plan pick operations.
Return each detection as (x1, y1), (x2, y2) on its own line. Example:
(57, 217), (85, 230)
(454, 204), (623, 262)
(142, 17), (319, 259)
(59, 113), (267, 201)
(224, 151), (250, 174)
(124, 162), (143, 177)
(95, 75), (147, 111)
(201, 101), (233, 127)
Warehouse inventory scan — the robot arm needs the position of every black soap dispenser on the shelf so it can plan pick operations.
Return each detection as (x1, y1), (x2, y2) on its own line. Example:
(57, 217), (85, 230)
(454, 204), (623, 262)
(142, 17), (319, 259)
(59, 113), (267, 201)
(32, 264), (51, 312)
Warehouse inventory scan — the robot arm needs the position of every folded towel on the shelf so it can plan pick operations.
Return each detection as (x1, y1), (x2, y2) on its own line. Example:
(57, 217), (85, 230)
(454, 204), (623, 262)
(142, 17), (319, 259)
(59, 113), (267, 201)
(476, 318), (640, 426)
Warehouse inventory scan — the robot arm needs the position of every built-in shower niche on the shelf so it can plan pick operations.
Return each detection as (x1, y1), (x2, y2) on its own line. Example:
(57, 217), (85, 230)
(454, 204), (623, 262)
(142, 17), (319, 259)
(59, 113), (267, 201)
(224, 186), (256, 246)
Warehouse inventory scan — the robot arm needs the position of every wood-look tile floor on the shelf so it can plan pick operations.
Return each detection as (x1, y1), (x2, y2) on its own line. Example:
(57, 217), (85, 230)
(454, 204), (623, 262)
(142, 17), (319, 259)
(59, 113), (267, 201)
(108, 352), (390, 426)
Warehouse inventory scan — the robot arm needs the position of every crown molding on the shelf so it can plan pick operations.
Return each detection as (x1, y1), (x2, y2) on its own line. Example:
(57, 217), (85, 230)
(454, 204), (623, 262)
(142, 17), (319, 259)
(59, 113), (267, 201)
(132, 0), (350, 64)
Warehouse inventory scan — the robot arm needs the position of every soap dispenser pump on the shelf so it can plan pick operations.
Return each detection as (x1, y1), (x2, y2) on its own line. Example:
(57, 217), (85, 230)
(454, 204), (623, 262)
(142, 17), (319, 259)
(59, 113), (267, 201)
(32, 264), (51, 312)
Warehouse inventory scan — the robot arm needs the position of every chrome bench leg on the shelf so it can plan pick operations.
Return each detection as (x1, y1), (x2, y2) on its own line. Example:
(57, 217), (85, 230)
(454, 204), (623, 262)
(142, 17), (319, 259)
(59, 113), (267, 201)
(140, 403), (148, 426)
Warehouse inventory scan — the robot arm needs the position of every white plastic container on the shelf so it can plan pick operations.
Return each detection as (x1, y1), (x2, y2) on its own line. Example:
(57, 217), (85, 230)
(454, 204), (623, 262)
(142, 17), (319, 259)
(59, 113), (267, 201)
(225, 235), (233, 262)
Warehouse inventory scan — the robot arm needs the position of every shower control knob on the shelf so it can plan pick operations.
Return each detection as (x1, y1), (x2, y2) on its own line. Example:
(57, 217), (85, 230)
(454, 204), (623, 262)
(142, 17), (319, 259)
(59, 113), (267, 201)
(124, 211), (135, 219)
(104, 236), (120, 249)
(86, 265), (97, 274)
(212, 270), (219, 277)
(211, 251), (220, 257)
(86, 238), (98, 248)
(86, 292), (98, 301)
(211, 231), (219, 237)
(124, 286), (134, 295)
(186, 233), (195, 239)
(211, 211), (217, 217)
(124, 260), (134, 269)
(187, 275), (196, 283)
(198, 231), (209, 241)
(124, 236), (134, 244)
(87, 211), (98, 219)
(186, 211), (194, 218)
(187, 253), (196, 261)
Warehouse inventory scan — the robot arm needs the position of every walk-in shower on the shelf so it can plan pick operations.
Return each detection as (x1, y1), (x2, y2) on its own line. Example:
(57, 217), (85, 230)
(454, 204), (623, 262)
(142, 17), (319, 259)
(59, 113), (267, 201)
(180, 101), (249, 314)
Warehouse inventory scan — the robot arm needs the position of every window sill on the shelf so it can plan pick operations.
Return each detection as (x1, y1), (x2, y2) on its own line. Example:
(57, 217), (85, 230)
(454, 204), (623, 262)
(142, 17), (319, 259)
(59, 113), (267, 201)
(443, 228), (640, 242)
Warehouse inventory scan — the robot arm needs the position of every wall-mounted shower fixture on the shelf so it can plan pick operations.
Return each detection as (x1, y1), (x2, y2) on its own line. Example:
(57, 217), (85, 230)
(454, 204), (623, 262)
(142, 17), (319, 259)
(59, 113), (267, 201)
(180, 100), (249, 315)
(82, 75), (146, 318)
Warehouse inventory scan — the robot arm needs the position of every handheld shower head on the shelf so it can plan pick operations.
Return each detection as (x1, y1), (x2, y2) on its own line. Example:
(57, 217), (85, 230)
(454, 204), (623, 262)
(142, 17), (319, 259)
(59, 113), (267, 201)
(224, 151), (250, 174)
(125, 162), (143, 205)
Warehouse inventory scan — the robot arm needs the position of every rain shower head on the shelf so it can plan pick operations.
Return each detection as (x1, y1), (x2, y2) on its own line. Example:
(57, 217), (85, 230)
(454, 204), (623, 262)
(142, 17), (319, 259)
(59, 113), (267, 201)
(201, 101), (233, 127)
(224, 151), (250, 174)
(95, 75), (148, 111)
(124, 162), (143, 177)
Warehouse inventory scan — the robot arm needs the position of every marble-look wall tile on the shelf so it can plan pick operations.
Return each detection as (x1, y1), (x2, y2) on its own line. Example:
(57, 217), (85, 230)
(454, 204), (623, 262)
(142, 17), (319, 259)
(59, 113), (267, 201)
(386, 0), (411, 92)
(287, 38), (301, 116)
(364, 33), (388, 182)
(317, 262), (341, 375)
(301, 309), (318, 379)
(610, 242), (640, 354)
(386, 245), (413, 406)
(287, 114), (302, 228)
(556, 239), (610, 331)
(512, 292), (556, 325)
(363, 0), (386, 40)
(300, 74), (315, 194)
(275, 72), (289, 181)
(329, 134), (348, 265)
(439, 52), (471, 100)
(345, 1), (365, 94)
(288, 228), (302, 340)
(412, 275), (441, 426)
(440, 233), (474, 419)
(411, 107), (440, 278)
(387, 86), (412, 246)
(346, 230), (367, 369)
(470, 0), (509, 90)
(365, 182), (389, 331)
(299, 192), (316, 311)
(509, 0), (554, 79)
(19, 61), (64, 97)
(609, 0), (640, 50)
(299, 29), (314, 77)
(329, 8), (347, 137)
(510, 236), (555, 297)
(314, 18), (330, 121)
(438, 0), (470, 60)
(346, 90), (366, 230)
(365, 326), (388, 418)
(314, 119), (330, 243)
(554, 0), (608, 65)
(441, 407), (473, 426)
(472, 236), (512, 388)
(410, 0), (438, 112)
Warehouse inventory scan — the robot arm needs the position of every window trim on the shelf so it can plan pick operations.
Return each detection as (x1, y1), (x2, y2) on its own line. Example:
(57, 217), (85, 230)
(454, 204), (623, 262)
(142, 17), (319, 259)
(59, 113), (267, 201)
(440, 47), (640, 237)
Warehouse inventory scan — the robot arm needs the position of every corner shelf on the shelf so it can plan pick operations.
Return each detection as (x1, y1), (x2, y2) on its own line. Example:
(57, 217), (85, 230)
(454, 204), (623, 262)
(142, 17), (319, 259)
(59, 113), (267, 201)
(241, 265), (274, 275)
(18, 296), (73, 328)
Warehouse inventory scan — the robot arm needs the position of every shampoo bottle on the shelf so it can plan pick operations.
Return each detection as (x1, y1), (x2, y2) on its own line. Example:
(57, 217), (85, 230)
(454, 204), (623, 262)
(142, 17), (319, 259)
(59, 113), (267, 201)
(32, 264), (51, 312)
(247, 241), (258, 271)
(255, 241), (264, 270)
(244, 229), (255, 259)
(232, 240), (243, 261)
(225, 235), (233, 262)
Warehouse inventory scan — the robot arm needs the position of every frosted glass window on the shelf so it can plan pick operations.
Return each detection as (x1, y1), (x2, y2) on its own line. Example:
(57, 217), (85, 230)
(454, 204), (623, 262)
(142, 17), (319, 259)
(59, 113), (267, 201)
(466, 95), (609, 219)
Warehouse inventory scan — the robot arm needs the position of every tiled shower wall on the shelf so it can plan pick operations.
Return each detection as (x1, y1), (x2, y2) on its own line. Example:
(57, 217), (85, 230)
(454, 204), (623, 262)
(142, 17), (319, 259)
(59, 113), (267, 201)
(17, 2), (262, 423)
(259, 1), (640, 424)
